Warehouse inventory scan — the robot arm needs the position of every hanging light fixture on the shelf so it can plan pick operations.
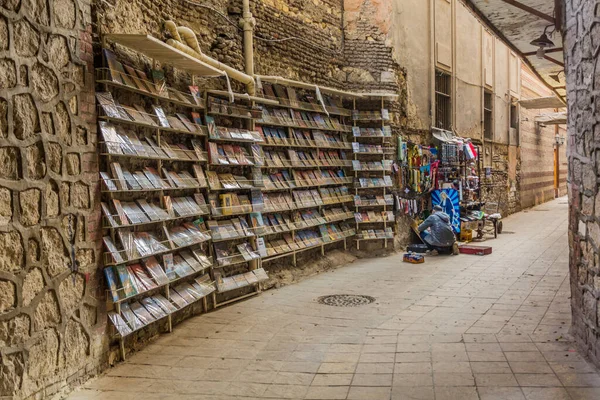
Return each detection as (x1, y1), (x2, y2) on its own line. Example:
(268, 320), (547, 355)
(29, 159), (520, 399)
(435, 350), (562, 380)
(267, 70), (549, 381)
(531, 25), (555, 59)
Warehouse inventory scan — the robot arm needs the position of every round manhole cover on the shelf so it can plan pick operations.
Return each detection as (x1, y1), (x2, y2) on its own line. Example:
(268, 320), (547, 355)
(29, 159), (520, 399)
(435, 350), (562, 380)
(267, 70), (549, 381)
(317, 294), (376, 307)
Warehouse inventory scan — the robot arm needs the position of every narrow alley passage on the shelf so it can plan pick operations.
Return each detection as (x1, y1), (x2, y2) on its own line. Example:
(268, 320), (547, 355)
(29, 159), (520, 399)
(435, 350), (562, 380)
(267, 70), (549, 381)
(68, 198), (600, 400)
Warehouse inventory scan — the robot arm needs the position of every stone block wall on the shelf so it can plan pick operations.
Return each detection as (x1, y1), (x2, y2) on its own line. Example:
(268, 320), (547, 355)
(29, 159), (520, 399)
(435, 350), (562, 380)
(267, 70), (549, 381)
(564, 0), (600, 369)
(0, 0), (105, 398)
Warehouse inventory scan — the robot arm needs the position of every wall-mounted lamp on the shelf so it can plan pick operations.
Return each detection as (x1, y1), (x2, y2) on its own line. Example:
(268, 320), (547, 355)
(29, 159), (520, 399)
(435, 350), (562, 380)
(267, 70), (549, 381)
(555, 134), (565, 146)
(531, 25), (555, 59)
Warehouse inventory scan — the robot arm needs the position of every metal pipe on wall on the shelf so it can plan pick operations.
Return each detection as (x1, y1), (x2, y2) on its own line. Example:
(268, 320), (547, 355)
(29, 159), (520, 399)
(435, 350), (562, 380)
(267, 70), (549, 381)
(240, 0), (255, 87)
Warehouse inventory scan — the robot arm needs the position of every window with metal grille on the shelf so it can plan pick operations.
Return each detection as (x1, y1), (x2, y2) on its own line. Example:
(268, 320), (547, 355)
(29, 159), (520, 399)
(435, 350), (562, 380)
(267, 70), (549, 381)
(510, 102), (519, 129)
(484, 90), (493, 140)
(435, 70), (452, 130)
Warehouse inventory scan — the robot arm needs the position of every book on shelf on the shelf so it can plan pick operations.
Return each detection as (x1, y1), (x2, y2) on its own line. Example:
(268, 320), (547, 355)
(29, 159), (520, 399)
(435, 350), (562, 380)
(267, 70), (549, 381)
(166, 116), (188, 132)
(205, 116), (217, 139)
(101, 202), (118, 228)
(102, 236), (123, 264)
(168, 88), (192, 105)
(189, 86), (202, 106)
(192, 165), (207, 187)
(117, 230), (138, 261)
(173, 254), (195, 278)
(151, 69), (168, 97)
(180, 250), (202, 272)
(128, 263), (157, 291)
(143, 256), (169, 285)
(108, 311), (132, 336)
(161, 253), (177, 281)
(168, 290), (188, 309)
(141, 297), (167, 320)
(154, 294), (178, 314)
(96, 92), (123, 119)
(153, 105), (170, 128)
(131, 301), (156, 325)
(237, 243), (260, 261)
(115, 264), (136, 298)
(132, 232), (167, 257)
(104, 267), (121, 302)
(109, 162), (127, 191)
(119, 303), (143, 331)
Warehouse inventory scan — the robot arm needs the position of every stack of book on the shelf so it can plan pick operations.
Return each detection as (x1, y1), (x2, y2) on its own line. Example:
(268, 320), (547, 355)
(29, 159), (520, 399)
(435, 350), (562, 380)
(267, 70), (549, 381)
(319, 222), (355, 242)
(292, 190), (324, 208)
(102, 49), (203, 107)
(354, 194), (394, 206)
(287, 149), (319, 167)
(352, 126), (392, 137)
(259, 106), (349, 131)
(351, 143), (384, 154)
(213, 241), (260, 267)
(100, 163), (206, 192)
(97, 92), (205, 135)
(207, 217), (253, 240)
(263, 193), (295, 212)
(208, 192), (254, 216)
(357, 227), (394, 240)
(354, 211), (395, 223)
(352, 160), (392, 171)
(319, 187), (352, 204)
(323, 206), (352, 222)
(352, 109), (390, 121)
(356, 176), (393, 188)
(100, 122), (207, 161)
(107, 273), (215, 337)
(208, 97), (254, 118)
(208, 142), (258, 166)
(214, 268), (268, 293)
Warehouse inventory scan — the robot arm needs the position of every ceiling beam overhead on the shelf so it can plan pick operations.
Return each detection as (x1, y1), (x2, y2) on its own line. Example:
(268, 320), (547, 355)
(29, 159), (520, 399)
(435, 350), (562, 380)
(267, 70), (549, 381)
(499, 0), (555, 23)
(523, 47), (563, 56)
(543, 55), (564, 67)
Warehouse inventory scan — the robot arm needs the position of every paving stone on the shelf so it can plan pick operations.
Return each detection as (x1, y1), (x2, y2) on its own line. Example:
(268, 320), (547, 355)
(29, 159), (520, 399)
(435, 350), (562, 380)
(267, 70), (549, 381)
(474, 373), (519, 386)
(478, 386), (526, 400)
(515, 373), (563, 387)
(347, 386), (392, 400)
(305, 385), (349, 399)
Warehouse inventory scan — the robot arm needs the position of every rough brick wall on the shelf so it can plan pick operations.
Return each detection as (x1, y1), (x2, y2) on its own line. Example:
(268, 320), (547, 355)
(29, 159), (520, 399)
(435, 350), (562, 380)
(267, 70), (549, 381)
(0, 0), (105, 398)
(564, 0), (600, 369)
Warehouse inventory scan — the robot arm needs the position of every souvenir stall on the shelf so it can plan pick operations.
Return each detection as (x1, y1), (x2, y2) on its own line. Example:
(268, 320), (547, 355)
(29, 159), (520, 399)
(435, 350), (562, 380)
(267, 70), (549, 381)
(395, 138), (436, 223)
(431, 128), (492, 241)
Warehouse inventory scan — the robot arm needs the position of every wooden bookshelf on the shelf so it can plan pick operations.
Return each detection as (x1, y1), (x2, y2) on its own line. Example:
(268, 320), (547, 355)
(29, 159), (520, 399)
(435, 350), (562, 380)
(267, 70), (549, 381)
(351, 97), (396, 250)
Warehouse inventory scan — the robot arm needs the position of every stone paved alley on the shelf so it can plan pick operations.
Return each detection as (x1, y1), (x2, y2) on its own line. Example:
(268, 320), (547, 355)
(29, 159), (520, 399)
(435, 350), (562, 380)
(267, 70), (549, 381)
(67, 198), (600, 400)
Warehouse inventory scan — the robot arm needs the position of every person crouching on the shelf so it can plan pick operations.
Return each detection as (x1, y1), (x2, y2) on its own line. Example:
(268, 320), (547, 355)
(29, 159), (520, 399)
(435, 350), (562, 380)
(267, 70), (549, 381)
(418, 205), (459, 255)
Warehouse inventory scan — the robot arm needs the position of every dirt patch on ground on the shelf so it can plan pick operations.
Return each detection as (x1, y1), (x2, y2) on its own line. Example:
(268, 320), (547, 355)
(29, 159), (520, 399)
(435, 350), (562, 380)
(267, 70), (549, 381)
(263, 249), (360, 289)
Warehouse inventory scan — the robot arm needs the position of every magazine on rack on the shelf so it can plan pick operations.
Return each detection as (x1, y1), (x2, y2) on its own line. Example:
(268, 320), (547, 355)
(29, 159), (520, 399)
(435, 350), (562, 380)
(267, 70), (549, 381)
(103, 267), (120, 302)
(114, 264), (136, 298)
(141, 297), (167, 320)
(169, 290), (188, 309)
(102, 236), (124, 264)
(108, 311), (132, 336)
(131, 301), (156, 325)
(129, 263), (157, 291)
(162, 253), (177, 280)
(96, 92), (122, 119)
(143, 256), (169, 285)
(153, 294), (178, 314)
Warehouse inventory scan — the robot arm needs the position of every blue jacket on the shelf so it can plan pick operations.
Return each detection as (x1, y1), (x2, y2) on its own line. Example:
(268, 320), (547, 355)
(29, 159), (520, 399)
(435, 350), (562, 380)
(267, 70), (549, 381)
(418, 212), (456, 247)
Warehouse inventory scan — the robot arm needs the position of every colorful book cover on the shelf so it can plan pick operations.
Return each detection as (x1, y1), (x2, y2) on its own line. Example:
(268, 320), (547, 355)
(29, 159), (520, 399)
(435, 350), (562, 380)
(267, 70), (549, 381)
(115, 264), (137, 298)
